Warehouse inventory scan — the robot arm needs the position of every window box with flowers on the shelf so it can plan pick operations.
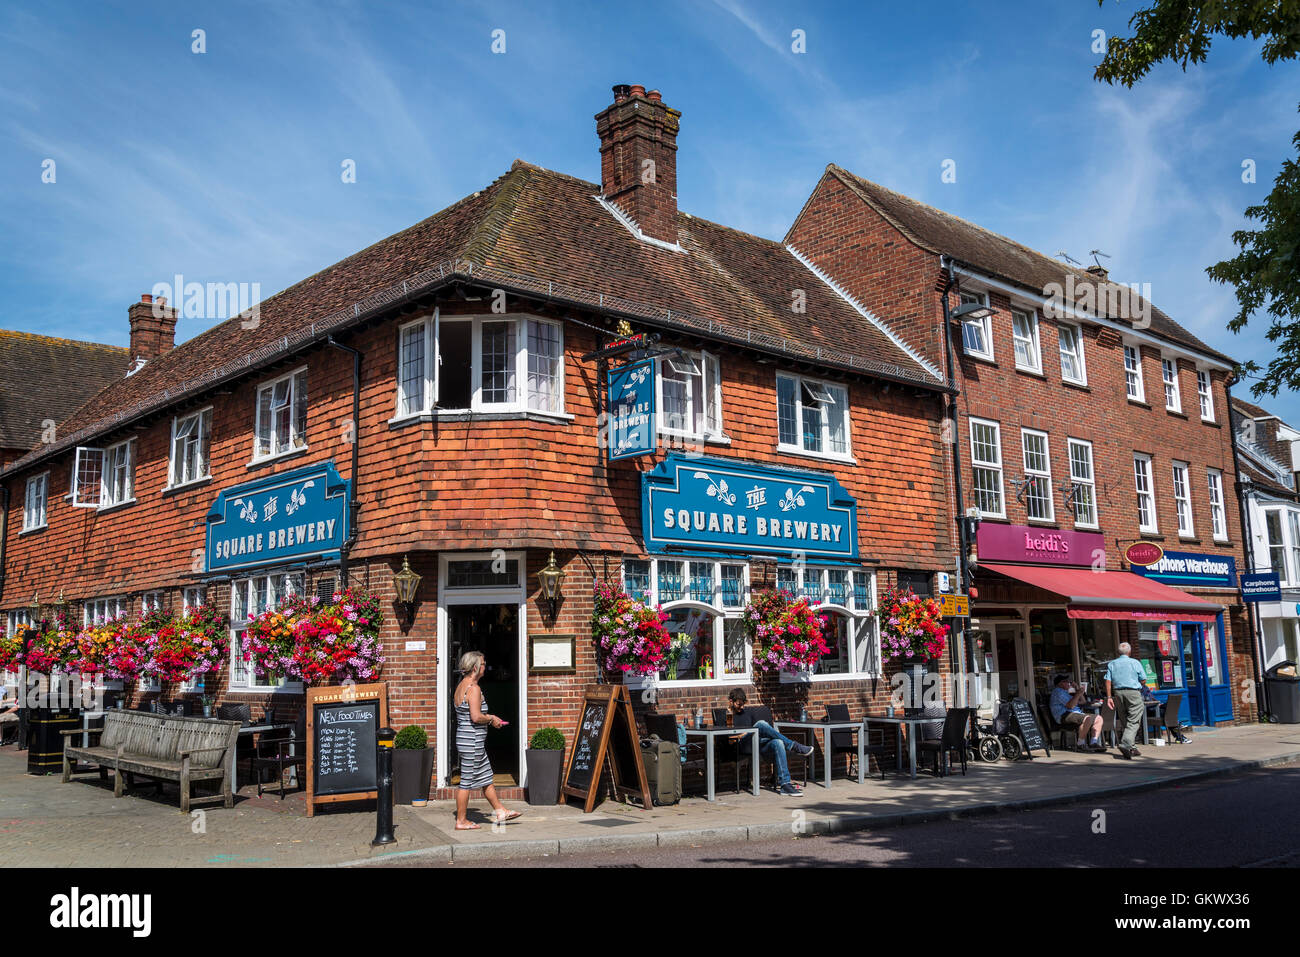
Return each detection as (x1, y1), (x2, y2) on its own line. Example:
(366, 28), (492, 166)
(241, 589), (384, 686)
(142, 604), (229, 688)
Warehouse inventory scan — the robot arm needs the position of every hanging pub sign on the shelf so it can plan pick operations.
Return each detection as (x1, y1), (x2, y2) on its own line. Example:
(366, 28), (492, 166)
(642, 455), (859, 561)
(1129, 550), (1236, 588)
(206, 460), (350, 573)
(607, 358), (656, 460)
(1124, 541), (1165, 567)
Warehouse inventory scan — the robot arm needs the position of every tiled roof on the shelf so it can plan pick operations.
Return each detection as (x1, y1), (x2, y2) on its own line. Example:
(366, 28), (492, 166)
(0, 331), (128, 450)
(1231, 396), (1276, 421)
(1, 161), (943, 477)
(821, 165), (1235, 366)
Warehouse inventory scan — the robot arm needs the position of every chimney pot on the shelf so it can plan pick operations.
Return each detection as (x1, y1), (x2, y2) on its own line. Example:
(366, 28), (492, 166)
(141, 293), (153, 304)
(629, 84), (646, 98)
(646, 89), (662, 102)
(612, 83), (631, 102)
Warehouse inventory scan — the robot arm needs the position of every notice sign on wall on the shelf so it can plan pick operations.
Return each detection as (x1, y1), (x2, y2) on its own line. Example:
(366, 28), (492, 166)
(642, 455), (859, 561)
(607, 359), (656, 460)
(206, 460), (349, 573)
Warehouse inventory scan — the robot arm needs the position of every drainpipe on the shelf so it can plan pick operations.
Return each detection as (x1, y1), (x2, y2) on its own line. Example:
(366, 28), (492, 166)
(0, 483), (8, 599)
(1225, 379), (1270, 720)
(327, 337), (363, 586)
(941, 257), (974, 696)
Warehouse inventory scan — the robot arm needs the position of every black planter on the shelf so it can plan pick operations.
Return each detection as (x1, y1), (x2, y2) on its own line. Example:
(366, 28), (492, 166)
(392, 748), (435, 805)
(525, 748), (564, 806)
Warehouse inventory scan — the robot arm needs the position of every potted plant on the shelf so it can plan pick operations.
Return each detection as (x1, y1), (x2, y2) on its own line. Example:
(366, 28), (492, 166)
(392, 724), (434, 806)
(525, 727), (565, 806)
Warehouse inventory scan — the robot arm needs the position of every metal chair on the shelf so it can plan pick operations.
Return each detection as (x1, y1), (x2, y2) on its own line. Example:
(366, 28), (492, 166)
(1154, 693), (1186, 743)
(711, 705), (809, 791)
(250, 710), (307, 799)
(917, 709), (970, 777)
(825, 703), (887, 779)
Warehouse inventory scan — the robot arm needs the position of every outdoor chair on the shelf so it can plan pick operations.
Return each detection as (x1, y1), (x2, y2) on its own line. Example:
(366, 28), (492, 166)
(825, 703), (887, 779)
(1098, 701), (1118, 748)
(1152, 693), (1185, 743)
(217, 703), (252, 726)
(917, 708), (970, 777)
(643, 712), (705, 794)
(1038, 700), (1074, 751)
(250, 710), (307, 799)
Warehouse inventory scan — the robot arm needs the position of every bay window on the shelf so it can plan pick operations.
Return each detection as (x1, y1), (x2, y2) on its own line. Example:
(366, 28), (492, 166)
(229, 572), (306, 691)
(169, 408), (212, 487)
(776, 373), (850, 458)
(657, 350), (721, 440)
(970, 418), (1005, 518)
(777, 565), (879, 680)
(255, 368), (308, 460)
(23, 472), (47, 530)
(624, 558), (748, 682)
(396, 314), (564, 417)
(1265, 510), (1289, 583)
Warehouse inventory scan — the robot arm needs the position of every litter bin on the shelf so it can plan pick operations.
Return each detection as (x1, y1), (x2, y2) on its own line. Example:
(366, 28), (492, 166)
(26, 708), (80, 774)
(1265, 661), (1300, 724)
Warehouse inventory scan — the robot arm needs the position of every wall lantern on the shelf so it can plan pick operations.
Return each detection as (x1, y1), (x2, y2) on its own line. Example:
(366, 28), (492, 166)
(538, 552), (566, 621)
(950, 301), (995, 323)
(27, 591), (41, 625)
(393, 556), (422, 626)
(54, 589), (69, 620)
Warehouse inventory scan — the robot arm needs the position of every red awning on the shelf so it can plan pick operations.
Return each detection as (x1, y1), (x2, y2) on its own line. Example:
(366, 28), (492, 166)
(983, 563), (1221, 623)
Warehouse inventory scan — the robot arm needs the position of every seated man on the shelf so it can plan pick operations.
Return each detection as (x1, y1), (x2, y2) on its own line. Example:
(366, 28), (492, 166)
(727, 688), (812, 796)
(1049, 674), (1104, 752)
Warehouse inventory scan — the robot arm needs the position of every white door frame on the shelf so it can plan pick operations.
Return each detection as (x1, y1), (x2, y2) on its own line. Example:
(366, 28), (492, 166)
(437, 551), (528, 789)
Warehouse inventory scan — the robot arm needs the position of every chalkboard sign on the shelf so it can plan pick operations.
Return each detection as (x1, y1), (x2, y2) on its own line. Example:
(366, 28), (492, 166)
(306, 682), (389, 817)
(562, 685), (652, 813)
(1009, 696), (1050, 757)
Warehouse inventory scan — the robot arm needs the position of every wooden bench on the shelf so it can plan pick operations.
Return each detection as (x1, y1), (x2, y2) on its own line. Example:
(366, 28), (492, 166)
(61, 710), (242, 812)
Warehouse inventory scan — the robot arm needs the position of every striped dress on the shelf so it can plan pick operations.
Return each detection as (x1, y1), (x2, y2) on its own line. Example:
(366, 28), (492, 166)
(455, 690), (493, 789)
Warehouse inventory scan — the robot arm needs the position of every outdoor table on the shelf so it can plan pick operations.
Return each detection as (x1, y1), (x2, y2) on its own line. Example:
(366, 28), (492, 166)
(682, 725), (760, 802)
(229, 723), (294, 792)
(774, 720), (865, 788)
(864, 714), (944, 780)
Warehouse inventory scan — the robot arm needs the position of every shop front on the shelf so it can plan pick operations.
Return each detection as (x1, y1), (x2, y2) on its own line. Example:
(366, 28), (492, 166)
(627, 455), (887, 710)
(969, 525), (1231, 726)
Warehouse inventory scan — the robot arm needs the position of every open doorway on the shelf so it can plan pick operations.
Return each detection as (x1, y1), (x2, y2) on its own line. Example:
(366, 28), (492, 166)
(446, 603), (520, 787)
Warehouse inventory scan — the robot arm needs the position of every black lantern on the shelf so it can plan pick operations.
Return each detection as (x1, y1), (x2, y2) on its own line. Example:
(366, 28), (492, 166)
(538, 552), (566, 621)
(393, 556), (422, 626)
(27, 591), (41, 626)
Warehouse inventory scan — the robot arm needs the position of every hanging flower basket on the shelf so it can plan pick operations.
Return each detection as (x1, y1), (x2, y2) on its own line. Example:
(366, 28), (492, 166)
(289, 588), (384, 685)
(23, 620), (78, 675)
(70, 620), (120, 677)
(242, 595), (310, 683)
(143, 604), (229, 685)
(743, 589), (830, 674)
(879, 586), (949, 664)
(102, 621), (149, 682)
(0, 625), (28, 674)
(592, 580), (671, 677)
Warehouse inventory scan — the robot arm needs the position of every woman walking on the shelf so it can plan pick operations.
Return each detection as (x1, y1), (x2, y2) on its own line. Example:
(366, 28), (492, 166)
(453, 650), (522, 830)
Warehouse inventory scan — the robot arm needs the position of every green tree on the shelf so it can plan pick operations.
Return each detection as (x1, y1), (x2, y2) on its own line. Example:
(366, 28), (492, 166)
(1094, 0), (1300, 398)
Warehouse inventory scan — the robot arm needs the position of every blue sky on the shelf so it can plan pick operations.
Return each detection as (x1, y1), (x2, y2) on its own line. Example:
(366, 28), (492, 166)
(2, 0), (1298, 419)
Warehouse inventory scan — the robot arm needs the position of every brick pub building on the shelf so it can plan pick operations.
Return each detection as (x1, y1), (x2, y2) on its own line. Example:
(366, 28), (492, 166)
(787, 166), (1256, 727)
(0, 86), (960, 797)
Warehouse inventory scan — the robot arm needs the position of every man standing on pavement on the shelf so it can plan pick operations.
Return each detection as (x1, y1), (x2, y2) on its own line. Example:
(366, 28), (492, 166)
(1106, 642), (1148, 759)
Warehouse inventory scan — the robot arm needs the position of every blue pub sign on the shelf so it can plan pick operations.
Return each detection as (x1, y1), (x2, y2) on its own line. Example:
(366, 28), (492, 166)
(642, 455), (859, 561)
(206, 461), (350, 573)
(607, 358), (656, 460)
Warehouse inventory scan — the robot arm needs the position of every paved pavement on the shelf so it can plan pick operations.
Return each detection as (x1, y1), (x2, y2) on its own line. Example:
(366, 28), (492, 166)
(2, 722), (1298, 867)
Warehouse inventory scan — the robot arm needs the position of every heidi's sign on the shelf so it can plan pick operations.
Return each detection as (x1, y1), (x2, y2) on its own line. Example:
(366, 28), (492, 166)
(976, 524), (1104, 567)
(1125, 541), (1164, 566)
(642, 455), (858, 560)
(206, 461), (349, 572)
(1131, 550), (1236, 588)
(607, 359), (656, 460)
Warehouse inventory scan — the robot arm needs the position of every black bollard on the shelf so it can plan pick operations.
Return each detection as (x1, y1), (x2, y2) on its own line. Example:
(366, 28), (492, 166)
(372, 726), (396, 846)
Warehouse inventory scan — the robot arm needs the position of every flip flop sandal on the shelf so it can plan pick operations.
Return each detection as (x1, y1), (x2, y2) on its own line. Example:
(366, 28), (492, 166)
(496, 810), (524, 823)
(455, 821), (481, 830)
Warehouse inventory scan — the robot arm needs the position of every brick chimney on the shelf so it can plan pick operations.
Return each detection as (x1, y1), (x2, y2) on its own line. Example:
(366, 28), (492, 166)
(595, 84), (681, 245)
(128, 293), (178, 363)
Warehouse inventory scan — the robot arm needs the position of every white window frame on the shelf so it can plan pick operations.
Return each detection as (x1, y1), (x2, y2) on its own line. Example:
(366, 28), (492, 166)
(776, 372), (852, 461)
(74, 439), (136, 510)
(1197, 369), (1215, 422)
(970, 418), (1006, 519)
(23, 472), (48, 531)
(656, 349), (722, 441)
(394, 313), (566, 418)
(1011, 307), (1042, 374)
(253, 366), (308, 463)
(138, 595), (164, 692)
(1020, 428), (1054, 522)
(101, 438), (135, 509)
(1134, 454), (1158, 534)
(1067, 438), (1098, 529)
(83, 597), (126, 627)
(779, 567), (880, 683)
(622, 558), (750, 687)
(1162, 358), (1182, 413)
(1207, 468), (1228, 542)
(7, 610), (33, 633)
(168, 407), (212, 488)
(1124, 345), (1145, 402)
(228, 571), (306, 692)
(179, 587), (207, 693)
(1289, 513), (1300, 592)
(959, 291), (994, 361)
(1057, 322), (1087, 385)
(1265, 509), (1291, 584)
(1172, 461), (1194, 537)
